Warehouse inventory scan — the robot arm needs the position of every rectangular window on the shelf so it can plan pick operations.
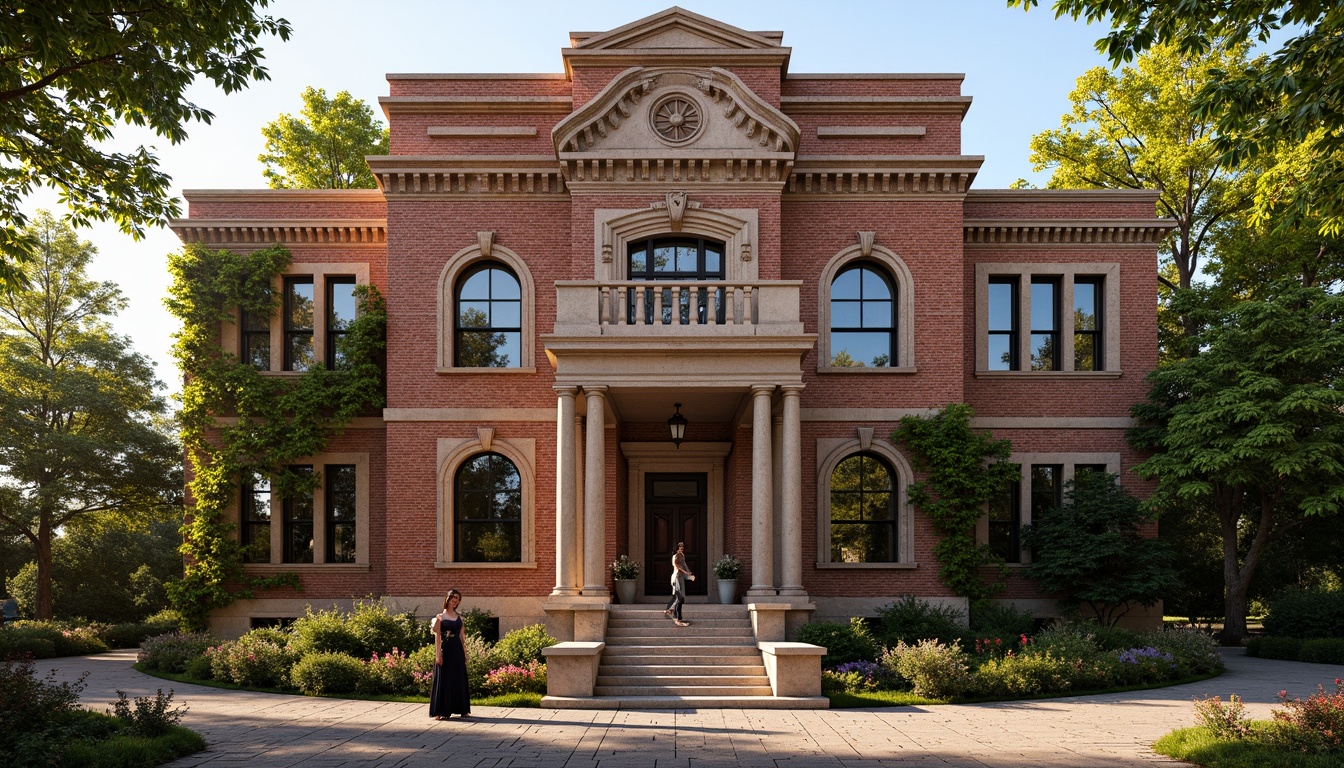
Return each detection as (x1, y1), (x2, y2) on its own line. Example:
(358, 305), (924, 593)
(988, 477), (1022, 563)
(325, 464), (357, 564)
(239, 307), (271, 371)
(1030, 278), (1060, 371)
(1075, 463), (1109, 479)
(284, 277), (315, 371)
(1031, 464), (1063, 521)
(241, 472), (271, 563)
(987, 277), (1018, 371)
(326, 277), (357, 369)
(1074, 277), (1102, 371)
(282, 465), (314, 563)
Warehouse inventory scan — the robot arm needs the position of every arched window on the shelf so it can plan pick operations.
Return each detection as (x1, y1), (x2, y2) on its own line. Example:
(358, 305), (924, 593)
(626, 236), (726, 324)
(454, 452), (522, 562)
(454, 264), (521, 367)
(829, 264), (896, 368)
(829, 452), (897, 563)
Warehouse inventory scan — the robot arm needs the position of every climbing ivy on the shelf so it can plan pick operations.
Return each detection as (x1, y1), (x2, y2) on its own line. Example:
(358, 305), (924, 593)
(163, 243), (386, 629)
(892, 404), (1018, 604)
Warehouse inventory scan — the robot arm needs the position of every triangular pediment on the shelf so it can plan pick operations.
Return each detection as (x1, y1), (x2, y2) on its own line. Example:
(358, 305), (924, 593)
(571, 7), (782, 52)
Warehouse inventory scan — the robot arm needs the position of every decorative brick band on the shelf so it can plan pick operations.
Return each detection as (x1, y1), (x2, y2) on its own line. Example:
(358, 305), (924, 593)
(786, 169), (974, 195)
(963, 219), (1174, 245)
(169, 219), (386, 246)
(561, 155), (792, 184)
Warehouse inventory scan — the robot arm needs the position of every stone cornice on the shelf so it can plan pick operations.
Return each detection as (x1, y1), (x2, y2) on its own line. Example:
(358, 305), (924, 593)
(562, 50), (791, 77)
(366, 155), (568, 197)
(966, 189), (1162, 204)
(386, 73), (568, 80)
(182, 189), (386, 204)
(378, 95), (573, 116)
(787, 73), (965, 81)
(780, 95), (973, 116)
(560, 152), (793, 187)
(784, 155), (983, 197)
(963, 218), (1175, 246)
(170, 219), (386, 247)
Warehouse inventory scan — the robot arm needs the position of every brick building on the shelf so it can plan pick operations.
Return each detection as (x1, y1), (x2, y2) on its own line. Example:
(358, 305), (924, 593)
(174, 8), (1169, 641)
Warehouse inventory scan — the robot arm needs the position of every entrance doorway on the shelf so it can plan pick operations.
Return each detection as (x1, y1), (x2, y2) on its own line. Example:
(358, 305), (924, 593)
(644, 473), (707, 596)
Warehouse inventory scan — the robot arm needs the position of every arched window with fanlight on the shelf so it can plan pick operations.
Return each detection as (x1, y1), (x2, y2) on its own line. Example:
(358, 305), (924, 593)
(454, 264), (521, 367)
(626, 236), (725, 325)
(829, 452), (897, 563)
(454, 452), (522, 562)
(829, 264), (896, 368)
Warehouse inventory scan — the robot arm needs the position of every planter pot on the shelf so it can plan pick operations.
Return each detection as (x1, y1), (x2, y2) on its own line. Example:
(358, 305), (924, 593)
(614, 578), (637, 604)
(716, 578), (738, 604)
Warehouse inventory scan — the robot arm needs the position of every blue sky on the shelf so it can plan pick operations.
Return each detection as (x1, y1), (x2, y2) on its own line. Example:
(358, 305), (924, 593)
(24, 0), (1123, 393)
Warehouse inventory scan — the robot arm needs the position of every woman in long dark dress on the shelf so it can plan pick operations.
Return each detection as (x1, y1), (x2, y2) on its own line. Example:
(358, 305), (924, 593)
(429, 589), (470, 719)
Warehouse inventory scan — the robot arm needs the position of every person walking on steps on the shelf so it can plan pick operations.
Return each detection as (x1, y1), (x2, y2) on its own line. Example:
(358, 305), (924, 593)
(429, 589), (471, 720)
(663, 541), (694, 627)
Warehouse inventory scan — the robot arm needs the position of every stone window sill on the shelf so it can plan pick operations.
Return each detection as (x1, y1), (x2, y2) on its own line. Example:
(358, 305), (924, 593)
(815, 561), (918, 570)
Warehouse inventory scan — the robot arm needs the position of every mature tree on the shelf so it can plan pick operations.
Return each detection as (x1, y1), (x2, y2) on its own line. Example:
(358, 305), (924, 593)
(1022, 471), (1178, 627)
(259, 87), (389, 189)
(0, 2), (292, 291)
(1011, 1), (1344, 237)
(1027, 41), (1256, 346)
(1130, 280), (1344, 643)
(0, 213), (179, 620)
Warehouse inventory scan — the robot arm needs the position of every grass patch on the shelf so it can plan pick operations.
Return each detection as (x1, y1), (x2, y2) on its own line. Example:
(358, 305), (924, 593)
(825, 671), (1223, 709)
(827, 689), (941, 708)
(1154, 724), (1339, 768)
(134, 663), (542, 707)
(62, 722), (206, 768)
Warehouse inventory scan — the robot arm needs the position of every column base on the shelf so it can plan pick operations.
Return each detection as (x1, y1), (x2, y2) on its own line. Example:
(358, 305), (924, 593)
(777, 586), (807, 597)
(747, 586), (778, 597)
(550, 588), (582, 597)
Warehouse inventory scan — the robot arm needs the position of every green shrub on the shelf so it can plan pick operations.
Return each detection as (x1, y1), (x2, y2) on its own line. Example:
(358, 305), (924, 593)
(110, 688), (187, 737)
(1141, 626), (1224, 676)
(875, 596), (966, 647)
(495, 623), (557, 666)
(465, 633), (505, 692)
(975, 652), (1075, 697)
(137, 632), (218, 673)
(1030, 621), (1103, 661)
(1089, 624), (1141, 651)
(1270, 680), (1344, 753)
(183, 654), (214, 680)
(347, 600), (429, 656)
(0, 655), (90, 767)
(1111, 646), (1179, 685)
(969, 602), (1036, 637)
(359, 647), (423, 695)
(1246, 635), (1303, 661)
(289, 607), (364, 658)
(461, 607), (496, 641)
(209, 635), (295, 688)
(2, 620), (109, 657)
(290, 652), (364, 695)
(882, 639), (974, 699)
(1300, 638), (1344, 665)
(797, 617), (879, 667)
(483, 660), (547, 695)
(407, 644), (438, 696)
(0, 627), (57, 659)
(1263, 589), (1344, 639)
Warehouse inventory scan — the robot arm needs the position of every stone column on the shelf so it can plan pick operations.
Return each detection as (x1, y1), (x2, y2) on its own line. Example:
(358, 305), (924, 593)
(779, 385), (806, 596)
(573, 410), (585, 593)
(582, 386), (608, 596)
(748, 384), (776, 597)
(771, 413), (783, 588)
(552, 387), (579, 596)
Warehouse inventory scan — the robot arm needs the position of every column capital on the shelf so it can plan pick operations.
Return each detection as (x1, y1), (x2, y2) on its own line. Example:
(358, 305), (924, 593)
(554, 385), (579, 396)
(581, 384), (608, 396)
(780, 384), (806, 396)
(750, 383), (776, 396)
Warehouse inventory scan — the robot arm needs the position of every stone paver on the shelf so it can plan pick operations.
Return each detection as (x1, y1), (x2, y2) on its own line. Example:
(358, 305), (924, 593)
(41, 649), (1341, 767)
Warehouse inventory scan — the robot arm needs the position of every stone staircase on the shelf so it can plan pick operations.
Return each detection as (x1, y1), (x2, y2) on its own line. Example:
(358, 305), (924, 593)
(543, 604), (827, 709)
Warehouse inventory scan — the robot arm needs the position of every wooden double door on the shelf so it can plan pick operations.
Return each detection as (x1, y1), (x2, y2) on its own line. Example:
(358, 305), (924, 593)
(643, 473), (707, 597)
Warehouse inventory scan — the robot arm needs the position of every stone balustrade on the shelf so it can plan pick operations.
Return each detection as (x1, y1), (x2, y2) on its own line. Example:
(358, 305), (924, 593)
(553, 280), (803, 336)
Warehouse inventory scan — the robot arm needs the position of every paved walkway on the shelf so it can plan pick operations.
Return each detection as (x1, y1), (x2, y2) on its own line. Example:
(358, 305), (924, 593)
(43, 648), (1341, 767)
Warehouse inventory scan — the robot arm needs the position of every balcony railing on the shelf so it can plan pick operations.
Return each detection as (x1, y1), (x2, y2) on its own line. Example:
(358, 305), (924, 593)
(552, 280), (804, 336)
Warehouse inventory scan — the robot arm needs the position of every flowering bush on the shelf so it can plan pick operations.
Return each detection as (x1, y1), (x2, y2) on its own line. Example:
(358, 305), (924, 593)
(290, 652), (363, 695)
(208, 634), (295, 688)
(822, 660), (891, 694)
(713, 554), (742, 580)
(138, 631), (219, 673)
(483, 660), (547, 695)
(974, 651), (1075, 697)
(611, 555), (640, 580)
(882, 639), (974, 699)
(1271, 679), (1344, 753)
(359, 648), (419, 695)
(1113, 646), (1177, 685)
(1142, 627), (1223, 676)
(407, 644), (438, 696)
(1192, 694), (1251, 740)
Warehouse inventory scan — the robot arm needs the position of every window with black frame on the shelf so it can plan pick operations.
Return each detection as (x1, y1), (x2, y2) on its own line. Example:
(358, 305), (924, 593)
(325, 464), (357, 563)
(241, 471), (271, 563)
(829, 453), (897, 563)
(988, 276), (1018, 370)
(1073, 277), (1102, 371)
(1030, 277), (1061, 370)
(283, 277), (315, 371)
(454, 264), (521, 367)
(239, 306), (271, 370)
(989, 476), (1022, 563)
(282, 465), (314, 563)
(326, 277), (357, 368)
(830, 263), (896, 367)
(454, 452), (522, 562)
(626, 236), (725, 324)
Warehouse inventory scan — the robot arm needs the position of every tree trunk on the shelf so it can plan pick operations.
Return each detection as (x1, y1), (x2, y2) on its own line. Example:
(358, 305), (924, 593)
(35, 516), (54, 620)
(1216, 488), (1277, 646)
(1222, 566), (1249, 646)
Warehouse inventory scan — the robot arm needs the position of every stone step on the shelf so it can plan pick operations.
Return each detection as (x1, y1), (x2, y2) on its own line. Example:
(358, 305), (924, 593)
(605, 628), (754, 640)
(607, 617), (752, 629)
(602, 635), (755, 647)
(597, 674), (770, 687)
(602, 645), (760, 657)
(599, 666), (767, 678)
(594, 684), (776, 697)
(601, 657), (764, 669)
(541, 694), (830, 710)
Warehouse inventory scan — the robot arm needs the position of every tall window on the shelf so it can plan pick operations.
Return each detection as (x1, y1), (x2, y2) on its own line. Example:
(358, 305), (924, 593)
(455, 265), (521, 367)
(989, 477), (1022, 563)
(326, 277), (357, 369)
(282, 465), (314, 563)
(325, 464), (356, 564)
(830, 264), (896, 367)
(1074, 277), (1102, 371)
(241, 472), (271, 563)
(988, 277), (1018, 371)
(1031, 464), (1062, 522)
(627, 236), (725, 324)
(454, 453), (522, 562)
(284, 277), (315, 371)
(1030, 278), (1060, 370)
(829, 453), (896, 563)
(240, 307), (271, 370)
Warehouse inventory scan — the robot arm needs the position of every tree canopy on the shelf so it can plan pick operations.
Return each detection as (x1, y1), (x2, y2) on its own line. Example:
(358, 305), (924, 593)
(0, 1), (292, 291)
(0, 212), (180, 620)
(1011, 1), (1344, 237)
(259, 87), (388, 189)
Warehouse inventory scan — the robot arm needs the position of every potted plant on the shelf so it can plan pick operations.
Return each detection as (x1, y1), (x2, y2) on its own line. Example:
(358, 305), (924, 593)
(611, 555), (639, 604)
(713, 554), (742, 604)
